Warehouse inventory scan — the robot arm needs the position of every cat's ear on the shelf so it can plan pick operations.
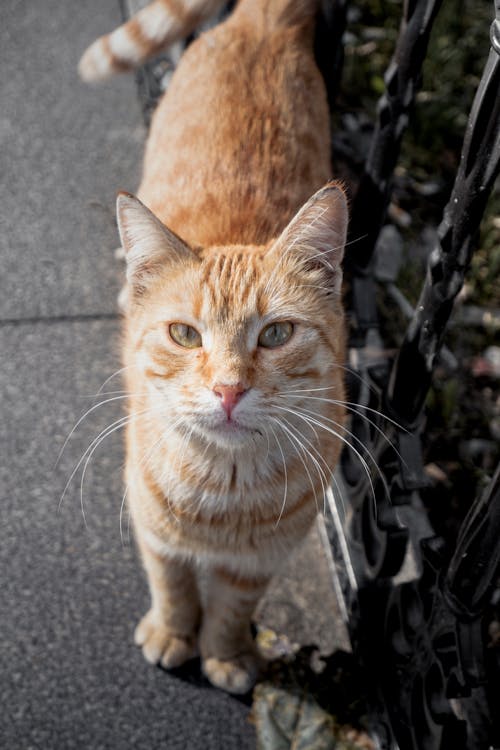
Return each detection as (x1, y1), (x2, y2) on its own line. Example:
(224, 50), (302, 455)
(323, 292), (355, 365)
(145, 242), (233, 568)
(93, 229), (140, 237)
(116, 192), (196, 292)
(272, 182), (348, 294)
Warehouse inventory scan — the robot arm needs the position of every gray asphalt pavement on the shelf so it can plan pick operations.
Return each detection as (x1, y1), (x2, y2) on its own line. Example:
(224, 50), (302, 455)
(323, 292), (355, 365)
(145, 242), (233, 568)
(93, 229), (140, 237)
(1, 2), (346, 748)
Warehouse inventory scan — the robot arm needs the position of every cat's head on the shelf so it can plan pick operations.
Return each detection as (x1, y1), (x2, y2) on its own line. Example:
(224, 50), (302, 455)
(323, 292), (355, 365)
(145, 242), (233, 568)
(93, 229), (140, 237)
(117, 185), (348, 451)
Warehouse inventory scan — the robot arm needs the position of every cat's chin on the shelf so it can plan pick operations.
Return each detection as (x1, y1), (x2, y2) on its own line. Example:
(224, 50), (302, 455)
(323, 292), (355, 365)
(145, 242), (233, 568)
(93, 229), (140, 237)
(196, 420), (262, 449)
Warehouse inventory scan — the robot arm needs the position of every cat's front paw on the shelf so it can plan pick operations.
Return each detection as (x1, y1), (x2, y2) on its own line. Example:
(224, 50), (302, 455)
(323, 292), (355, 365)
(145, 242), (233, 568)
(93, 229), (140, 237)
(202, 652), (261, 694)
(134, 610), (197, 668)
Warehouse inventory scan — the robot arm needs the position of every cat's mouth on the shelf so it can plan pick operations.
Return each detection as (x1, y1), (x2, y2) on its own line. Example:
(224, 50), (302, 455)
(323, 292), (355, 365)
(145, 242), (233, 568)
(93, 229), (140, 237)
(219, 419), (252, 433)
(197, 416), (262, 445)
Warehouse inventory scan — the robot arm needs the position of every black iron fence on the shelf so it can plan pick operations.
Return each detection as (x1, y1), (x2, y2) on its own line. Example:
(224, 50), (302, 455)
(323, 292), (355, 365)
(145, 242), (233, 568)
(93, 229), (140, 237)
(325, 0), (500, 746)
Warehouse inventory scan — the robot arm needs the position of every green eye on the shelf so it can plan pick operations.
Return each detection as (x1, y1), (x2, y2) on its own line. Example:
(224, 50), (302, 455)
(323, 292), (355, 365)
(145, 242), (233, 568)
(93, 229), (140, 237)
(258, 321), (294, 348)
(169, 323), (202, 348)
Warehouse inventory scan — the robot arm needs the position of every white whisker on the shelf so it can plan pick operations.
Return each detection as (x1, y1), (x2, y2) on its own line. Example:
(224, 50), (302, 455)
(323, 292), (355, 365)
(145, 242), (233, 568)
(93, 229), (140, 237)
(165, 423), (196, 520)
(305, 232), (368, 264)
(329, 470), (347, 518)
(96, 365), (134, 395)
(278, 392), (407, 434)
(58, 406), (157, 521)
(272, 417), (328, 515)
(59, 413), (129, 513)
(262, 425), (271, 463)
(280, 392), (410, 470)
(292, 404), (395, 506)
(278, 413), (331, 481)
(279, 362), (380, 399)
(272, 417), (320, 513)
(275, 403), (377, 515)
(280, 402), (393, 486)
(268, 422), (288, 528)
(295, 284), (340, 295)
(301, 411), (379, 514)
(78, 407), (162, 528)
(119, 416), (184, 545)
(275, 413), (340, 514)
(55, 393), (137, 468)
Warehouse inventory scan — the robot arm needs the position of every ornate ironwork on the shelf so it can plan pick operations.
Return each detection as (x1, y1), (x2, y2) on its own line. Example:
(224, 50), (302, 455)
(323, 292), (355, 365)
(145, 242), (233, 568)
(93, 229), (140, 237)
(328, 0), (500, 747)
(347, 0), (444, 276)
(387, 19), (500, 426)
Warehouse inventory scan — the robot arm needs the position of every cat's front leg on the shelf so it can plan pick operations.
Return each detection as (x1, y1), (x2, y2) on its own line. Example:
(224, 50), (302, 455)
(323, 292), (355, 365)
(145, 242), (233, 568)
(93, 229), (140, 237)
(200, 565), (269, 694)
(134, 532), (201, 669)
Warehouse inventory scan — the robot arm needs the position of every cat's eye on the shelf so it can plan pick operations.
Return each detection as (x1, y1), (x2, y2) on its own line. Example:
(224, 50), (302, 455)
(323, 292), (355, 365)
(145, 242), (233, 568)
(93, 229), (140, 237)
(258, 321), (294, 348)
(169, 323), (202, 348)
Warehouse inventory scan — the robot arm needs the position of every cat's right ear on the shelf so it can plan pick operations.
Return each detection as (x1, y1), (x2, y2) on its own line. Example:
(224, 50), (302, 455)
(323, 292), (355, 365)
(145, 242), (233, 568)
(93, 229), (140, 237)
(270, 183), (348, 296)
(116, 192), (196, 293)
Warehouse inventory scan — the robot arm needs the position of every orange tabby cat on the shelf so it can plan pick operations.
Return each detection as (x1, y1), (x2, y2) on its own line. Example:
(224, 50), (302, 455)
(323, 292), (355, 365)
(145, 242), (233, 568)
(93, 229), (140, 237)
(81, 0), (348, 693)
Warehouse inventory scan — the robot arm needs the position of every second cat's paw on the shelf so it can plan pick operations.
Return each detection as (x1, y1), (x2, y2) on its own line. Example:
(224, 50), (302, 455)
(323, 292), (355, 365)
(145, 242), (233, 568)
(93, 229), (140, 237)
(134, 610), (197, 669)
(202, 652), (261, 694)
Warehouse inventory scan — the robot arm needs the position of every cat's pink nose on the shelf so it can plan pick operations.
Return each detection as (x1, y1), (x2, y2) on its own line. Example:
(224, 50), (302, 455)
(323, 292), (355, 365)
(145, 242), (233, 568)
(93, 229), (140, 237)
(213, 384), (247, 418)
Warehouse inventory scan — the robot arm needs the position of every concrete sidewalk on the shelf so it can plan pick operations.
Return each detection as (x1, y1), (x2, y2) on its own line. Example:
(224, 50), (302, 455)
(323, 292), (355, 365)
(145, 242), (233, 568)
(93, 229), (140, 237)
(1, 3), (346, 747)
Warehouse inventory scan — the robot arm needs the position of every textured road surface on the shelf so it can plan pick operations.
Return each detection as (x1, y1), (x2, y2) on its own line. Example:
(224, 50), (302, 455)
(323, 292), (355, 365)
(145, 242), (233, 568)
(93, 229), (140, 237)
(1, 2), (346, 748)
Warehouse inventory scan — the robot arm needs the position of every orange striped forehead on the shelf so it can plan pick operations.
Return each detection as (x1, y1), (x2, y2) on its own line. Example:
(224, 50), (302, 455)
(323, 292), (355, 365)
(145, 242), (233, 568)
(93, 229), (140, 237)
(196, 245), (266, 326)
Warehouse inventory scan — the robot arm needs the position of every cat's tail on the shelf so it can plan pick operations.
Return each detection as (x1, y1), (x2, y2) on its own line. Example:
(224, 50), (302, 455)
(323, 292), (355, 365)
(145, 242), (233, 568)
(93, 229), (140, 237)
(78, 0), (319, 82)
(78, 0), (226, 82)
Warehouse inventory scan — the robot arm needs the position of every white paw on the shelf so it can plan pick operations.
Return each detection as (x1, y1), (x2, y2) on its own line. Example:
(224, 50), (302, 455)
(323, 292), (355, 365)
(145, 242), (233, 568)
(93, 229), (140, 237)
(202, 653), (261, 694)
(134, 610), (197, 669)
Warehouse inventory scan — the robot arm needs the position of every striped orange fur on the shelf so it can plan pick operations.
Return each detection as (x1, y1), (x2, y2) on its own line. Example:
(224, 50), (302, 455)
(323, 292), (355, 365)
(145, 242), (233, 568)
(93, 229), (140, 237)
(107, 0), (349, 694)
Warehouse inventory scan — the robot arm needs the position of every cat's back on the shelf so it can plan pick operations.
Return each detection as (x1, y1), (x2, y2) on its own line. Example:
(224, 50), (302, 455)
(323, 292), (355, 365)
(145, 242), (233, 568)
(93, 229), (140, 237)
(138, 0), (331, 247)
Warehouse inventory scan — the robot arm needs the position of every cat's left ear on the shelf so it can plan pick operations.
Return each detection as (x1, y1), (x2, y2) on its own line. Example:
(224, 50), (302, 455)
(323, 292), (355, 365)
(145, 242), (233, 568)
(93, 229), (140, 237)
(272, 182), (348, 295)
(116, 192), (196, 293)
